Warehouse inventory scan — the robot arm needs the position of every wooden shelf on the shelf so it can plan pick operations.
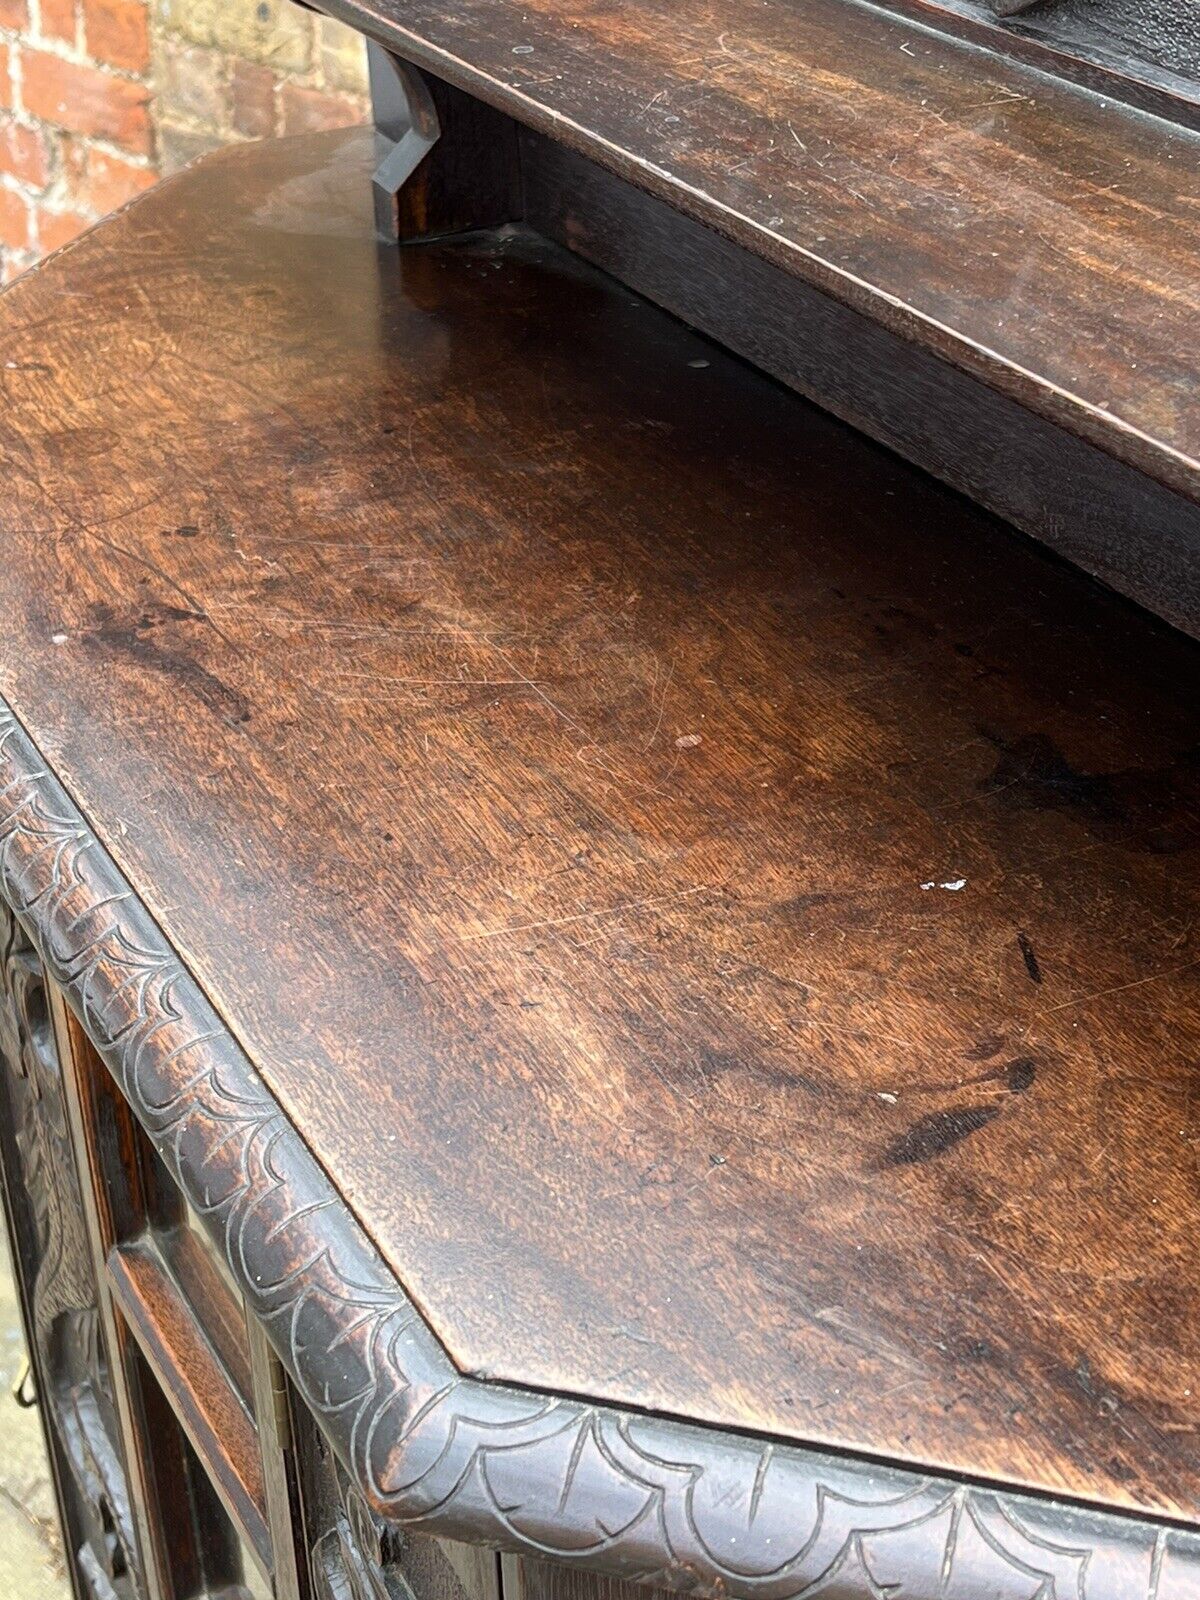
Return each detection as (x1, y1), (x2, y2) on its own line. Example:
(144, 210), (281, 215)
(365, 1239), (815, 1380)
(882, 0), (1200, 128)
(319, 0), (1200, 504)
(0, 127), (1198, 1526)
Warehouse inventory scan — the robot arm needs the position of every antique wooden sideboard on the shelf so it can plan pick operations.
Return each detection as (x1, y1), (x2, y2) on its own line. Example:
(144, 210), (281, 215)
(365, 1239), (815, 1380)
(0, 0), (1197, 1597)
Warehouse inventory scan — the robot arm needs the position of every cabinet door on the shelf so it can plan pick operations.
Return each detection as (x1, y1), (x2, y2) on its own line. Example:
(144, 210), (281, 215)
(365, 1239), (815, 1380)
(0, 900), (143, 1598)
(50, 991), (305, 1600)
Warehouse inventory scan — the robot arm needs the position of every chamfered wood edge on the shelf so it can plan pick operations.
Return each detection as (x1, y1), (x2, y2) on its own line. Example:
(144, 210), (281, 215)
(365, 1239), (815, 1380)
(1, 696), (1197, 1598)
(307, 0), (1200, 504)
(879, 0), (1200, 130)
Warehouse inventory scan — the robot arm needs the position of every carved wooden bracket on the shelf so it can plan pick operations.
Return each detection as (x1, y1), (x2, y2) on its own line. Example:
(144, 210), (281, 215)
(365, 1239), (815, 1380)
(367, 44), (441, 240)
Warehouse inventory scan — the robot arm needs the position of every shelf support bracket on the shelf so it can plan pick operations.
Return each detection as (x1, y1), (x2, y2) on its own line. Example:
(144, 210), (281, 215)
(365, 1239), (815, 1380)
(368, 42), (441, 241)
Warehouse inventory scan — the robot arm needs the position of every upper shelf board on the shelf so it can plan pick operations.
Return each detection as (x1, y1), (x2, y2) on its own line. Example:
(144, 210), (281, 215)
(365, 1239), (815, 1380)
(320, 0), (1200, 502)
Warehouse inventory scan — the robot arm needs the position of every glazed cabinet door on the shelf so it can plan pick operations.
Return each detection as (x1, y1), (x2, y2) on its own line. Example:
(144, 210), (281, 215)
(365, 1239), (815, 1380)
(0, 900), (144, 1599)
(0, 895), (306, 1600)
(49, 991), (303, 1600)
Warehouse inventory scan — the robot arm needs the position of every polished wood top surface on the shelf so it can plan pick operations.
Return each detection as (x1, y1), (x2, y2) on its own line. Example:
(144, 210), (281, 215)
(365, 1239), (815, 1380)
(1, 129), (1199, 1521)
(321, 0), (1200, 499)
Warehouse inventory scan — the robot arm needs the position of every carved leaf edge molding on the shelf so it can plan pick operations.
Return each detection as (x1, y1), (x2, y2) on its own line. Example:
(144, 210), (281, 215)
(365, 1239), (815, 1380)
(0, 702), (1195, 1600)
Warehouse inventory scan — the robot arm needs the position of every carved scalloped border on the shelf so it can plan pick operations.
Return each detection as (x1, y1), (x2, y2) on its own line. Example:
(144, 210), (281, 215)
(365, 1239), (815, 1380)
(0, 700), (1195, 1600)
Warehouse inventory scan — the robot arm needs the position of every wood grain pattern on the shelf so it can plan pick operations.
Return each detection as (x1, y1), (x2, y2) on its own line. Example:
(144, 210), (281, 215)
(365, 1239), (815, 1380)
(151, 1218), (254, 1408)
(884, 0), (1200, 126)
(316, 0), (1200, 499)
(1, 129), (1200, 1535)
(0, 706), (1197, 1600)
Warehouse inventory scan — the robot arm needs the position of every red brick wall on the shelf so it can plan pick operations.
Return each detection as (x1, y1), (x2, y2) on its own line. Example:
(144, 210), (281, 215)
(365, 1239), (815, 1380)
(0, 0), (369, 280)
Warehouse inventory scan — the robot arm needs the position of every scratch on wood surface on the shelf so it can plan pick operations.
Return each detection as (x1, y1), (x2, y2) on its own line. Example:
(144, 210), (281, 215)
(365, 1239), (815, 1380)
(1040, 957), (1200, 1017)
(206, 603), (498, 642)
(329, 672), (546, 687)
(455, 885), (711, 942)
(490, 641), (587, 733)
(83, 529), (240, 652)
(801, 1017), (922, 1050)
(812, 1303), (928, 1375)
(642, 657), (676, 749)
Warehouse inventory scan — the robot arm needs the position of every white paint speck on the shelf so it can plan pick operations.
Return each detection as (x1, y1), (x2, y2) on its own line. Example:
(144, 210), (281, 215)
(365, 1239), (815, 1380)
(921, 878), (967, 891)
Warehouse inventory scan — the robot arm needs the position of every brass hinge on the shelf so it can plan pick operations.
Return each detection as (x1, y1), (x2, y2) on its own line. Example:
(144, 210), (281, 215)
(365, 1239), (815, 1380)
(267, 1350), (292, 1452)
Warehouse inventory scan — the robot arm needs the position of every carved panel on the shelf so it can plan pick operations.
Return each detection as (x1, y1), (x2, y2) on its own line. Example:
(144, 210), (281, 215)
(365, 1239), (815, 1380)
(0, 901), (141, 1599)
(313, 1462), (413, 1600)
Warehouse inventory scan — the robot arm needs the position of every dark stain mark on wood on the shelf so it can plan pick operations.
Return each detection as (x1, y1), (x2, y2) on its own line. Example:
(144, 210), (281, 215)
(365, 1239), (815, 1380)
(980, 732), (1124, 822)
(964, 1035), (1006, 1061)
(1005, 1057), (1037, 1094)
(980, 731), (1200, 853)
(882, 1104), (1000, 1167)
(1016, 932), (1042, 985)
(81, 602), (249, 724)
